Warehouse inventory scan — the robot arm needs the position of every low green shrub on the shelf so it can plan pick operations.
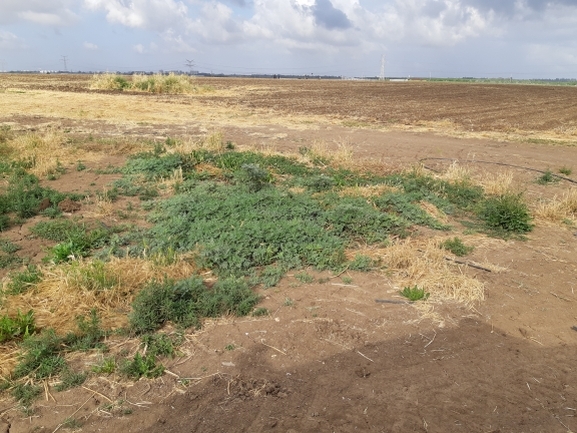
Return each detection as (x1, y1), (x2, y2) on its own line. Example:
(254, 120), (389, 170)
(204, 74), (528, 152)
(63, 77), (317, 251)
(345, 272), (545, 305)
(477, 193), (533, 234)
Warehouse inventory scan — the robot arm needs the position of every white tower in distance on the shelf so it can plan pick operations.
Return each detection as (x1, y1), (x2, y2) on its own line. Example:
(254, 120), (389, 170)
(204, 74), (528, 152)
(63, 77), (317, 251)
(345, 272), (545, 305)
(379, 54), (385, 80)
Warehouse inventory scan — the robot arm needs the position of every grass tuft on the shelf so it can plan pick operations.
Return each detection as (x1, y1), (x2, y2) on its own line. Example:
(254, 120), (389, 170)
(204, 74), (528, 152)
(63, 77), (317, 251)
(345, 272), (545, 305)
(440, 237), (474, 256)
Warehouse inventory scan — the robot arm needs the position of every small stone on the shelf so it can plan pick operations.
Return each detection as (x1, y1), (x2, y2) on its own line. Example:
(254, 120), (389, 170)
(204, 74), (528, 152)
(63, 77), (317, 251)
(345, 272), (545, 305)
(38, 197), (51, 211)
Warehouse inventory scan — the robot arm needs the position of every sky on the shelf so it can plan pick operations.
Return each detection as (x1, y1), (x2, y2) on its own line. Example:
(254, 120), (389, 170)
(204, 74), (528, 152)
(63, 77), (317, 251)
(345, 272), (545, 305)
(1, 0), (577, 78)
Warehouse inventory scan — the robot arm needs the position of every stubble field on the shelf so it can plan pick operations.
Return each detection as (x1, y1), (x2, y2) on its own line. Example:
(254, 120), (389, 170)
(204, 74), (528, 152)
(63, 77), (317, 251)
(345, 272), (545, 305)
(0, 74), (577, 433)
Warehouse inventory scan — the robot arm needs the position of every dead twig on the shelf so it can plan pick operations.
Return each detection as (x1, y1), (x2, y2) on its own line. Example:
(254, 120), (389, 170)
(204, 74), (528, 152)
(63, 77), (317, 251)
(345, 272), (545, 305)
(424, 331), (437, 349)
(52, 393), (94, 433)
(375, 299), (410, 305)
(81, 386), (113, 403)
(260, 339), (287, 356)
(356, 350), (374, 363)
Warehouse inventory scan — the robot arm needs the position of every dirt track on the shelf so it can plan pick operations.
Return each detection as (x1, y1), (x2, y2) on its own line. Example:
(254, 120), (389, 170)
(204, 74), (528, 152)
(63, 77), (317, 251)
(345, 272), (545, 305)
(1, 76), (577, 433)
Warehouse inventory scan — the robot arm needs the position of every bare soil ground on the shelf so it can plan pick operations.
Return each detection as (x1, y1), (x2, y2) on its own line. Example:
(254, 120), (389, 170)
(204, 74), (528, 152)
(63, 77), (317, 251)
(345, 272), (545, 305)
(1, 75), (577, 433)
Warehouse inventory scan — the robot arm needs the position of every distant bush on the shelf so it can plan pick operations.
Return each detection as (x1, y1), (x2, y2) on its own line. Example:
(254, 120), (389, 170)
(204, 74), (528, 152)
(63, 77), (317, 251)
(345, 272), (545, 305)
(89, 73), (199, 94)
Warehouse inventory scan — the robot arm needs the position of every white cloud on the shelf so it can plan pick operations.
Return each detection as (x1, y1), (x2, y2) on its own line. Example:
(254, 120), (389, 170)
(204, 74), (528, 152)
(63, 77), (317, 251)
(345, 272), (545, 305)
(85, 0), (190, 32)
(0, 30), (24, 50)
(84, 41), (99, 50)
(0, 0), (78, 26)
(133, 43), (145, 53)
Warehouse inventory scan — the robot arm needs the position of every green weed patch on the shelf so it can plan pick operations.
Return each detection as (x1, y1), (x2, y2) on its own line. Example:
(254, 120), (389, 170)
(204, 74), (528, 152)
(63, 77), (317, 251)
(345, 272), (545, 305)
(0, 169), (69, 229)
(129, 276), (260, 334)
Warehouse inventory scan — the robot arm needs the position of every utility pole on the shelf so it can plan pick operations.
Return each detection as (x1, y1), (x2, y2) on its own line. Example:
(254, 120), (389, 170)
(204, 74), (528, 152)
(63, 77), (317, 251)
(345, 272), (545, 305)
(185, 59), (195, 75)
(61, 55), (68, 71)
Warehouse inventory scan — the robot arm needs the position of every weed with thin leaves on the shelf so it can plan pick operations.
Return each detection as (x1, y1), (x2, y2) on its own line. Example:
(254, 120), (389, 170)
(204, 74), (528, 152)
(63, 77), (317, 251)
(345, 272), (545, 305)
(70, 260), (118, 291)
(11, 383), (41, 408)
(0, 254), (22, 269)
(6, 265), (43, 295)
(63, 310), (109, 352)
(54, 369), (88, 392)
(559, 166), (572, 176)
(14, 329), (66, 379)
(0, 238), (20, 254)
(62, 417), (82, 429)
(91, 357), (116, 374)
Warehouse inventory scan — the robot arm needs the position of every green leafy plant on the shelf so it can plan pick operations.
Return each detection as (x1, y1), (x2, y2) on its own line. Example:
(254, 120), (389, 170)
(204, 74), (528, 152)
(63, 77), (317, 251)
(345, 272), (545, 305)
(237, 163), (271, 191)
(252, 307), (269, 317)
(477, 193), (533, 234)
(140, 333), (175, 358)
(0, 310), (35, 343)
(440, 237), (474, 256)
(120, 353), (165, 379)
(295, 272), (314, 283)
(13, 311), (107, 380)
(400, 285), (429, 302)
(537, 169), (559, 185)
(348, 254), (375, 271)
(558, 166), (572, 176)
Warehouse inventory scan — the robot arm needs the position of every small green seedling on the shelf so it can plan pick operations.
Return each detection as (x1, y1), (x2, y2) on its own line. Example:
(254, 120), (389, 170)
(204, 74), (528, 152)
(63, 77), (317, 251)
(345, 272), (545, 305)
(400, 285), (429, 302)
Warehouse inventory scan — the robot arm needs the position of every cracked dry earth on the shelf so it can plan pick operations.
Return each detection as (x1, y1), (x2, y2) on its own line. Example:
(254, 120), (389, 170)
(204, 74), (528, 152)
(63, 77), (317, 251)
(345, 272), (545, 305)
(1, 77), (577, 433)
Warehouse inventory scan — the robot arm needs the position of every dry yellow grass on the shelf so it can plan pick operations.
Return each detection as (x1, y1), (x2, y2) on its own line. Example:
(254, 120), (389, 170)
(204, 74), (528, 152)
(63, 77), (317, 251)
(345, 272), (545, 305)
(9, 129), (76, 177)
(1, 256), (198, 335)
(439, 161), (472, 183)
(354, 239), (485, 307)
(534, 188), (577, 223)
(86, 190), (115, 218)
(476, 170), (516, 195)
